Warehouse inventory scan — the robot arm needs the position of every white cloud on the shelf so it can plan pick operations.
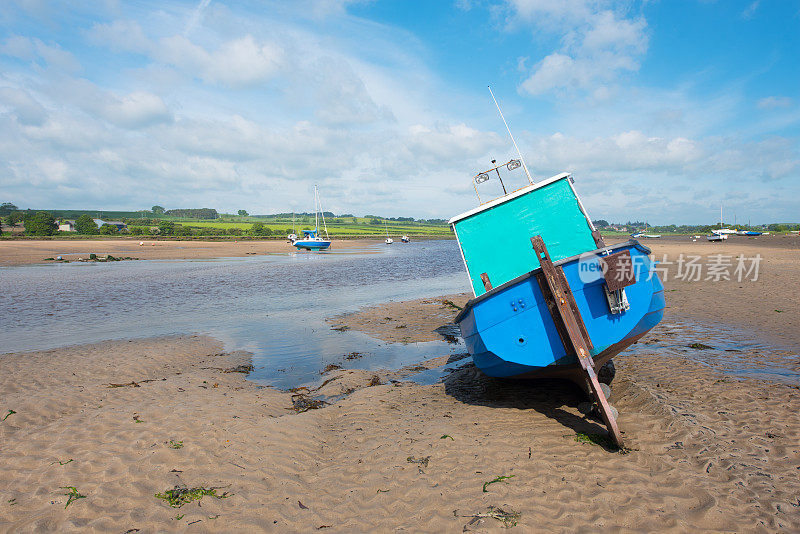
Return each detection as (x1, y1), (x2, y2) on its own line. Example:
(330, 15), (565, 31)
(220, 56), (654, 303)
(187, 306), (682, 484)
(39, 77), (172, 129)
(184, 0), (212, 36)
(87, 20), (151, 53)
(742, 0), (760, 19)
(155, 34), (281, 87)
(0, 87), (48, 125)
(0, 1), (797, 224)
(0, 35), (35, 59)
(308, 56), (393, 125)
(1, 35), (81, 72)
(506, 1), (648, 96)
(526, 130), (704, 174)
(100, 91), (173, 128)
(89, 19), (282, 88)
(756, 96), (793, 109)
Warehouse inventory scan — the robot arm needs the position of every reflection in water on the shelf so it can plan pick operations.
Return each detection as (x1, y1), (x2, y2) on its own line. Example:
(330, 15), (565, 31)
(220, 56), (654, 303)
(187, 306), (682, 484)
(627, 320), (800, 386)
(1, 241), (468, 388)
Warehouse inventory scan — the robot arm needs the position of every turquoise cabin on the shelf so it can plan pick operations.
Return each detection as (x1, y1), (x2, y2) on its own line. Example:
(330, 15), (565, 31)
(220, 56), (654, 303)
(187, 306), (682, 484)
(449, 172), (600, 297)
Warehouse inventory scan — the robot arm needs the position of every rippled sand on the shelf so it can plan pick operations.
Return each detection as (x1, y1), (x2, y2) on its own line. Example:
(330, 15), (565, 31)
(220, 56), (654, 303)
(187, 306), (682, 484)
(2, 237), (799, 531)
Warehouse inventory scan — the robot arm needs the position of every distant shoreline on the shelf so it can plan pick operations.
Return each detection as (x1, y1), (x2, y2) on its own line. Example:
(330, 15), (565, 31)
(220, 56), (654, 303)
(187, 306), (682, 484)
(0, 234), (456, 241)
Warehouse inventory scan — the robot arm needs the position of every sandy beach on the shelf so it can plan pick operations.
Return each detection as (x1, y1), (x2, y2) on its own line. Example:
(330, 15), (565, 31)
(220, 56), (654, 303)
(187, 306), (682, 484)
(0, 238), (381, 266)
(2, 236), (799, 532)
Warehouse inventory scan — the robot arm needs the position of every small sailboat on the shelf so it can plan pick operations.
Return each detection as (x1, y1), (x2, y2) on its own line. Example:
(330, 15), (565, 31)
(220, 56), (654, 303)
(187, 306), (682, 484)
(401, 235), (410, 243)
(290, 186), (331, 251)
(707, 206), (729, 242)
(384, 222), (393, 244)
(631, 223), (660, 238)
(287, 212), (297, 243)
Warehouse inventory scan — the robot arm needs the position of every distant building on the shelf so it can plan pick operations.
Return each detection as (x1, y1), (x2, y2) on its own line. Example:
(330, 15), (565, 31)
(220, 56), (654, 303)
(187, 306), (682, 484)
(93, 219), (127, 230)
(58, 220), (76, 232)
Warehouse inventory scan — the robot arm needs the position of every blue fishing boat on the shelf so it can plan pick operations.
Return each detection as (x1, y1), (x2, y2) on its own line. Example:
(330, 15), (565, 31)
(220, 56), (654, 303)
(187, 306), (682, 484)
(450, 160), (664, 447)
(291, 186), (331, 251)
(453, 237), (664, 380)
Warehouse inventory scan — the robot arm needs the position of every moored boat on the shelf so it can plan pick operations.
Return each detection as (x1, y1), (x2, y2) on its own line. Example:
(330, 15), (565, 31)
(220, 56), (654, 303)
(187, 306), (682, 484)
(292, 228), (331, 250)
(450, 171), (664, 382)
(291, 186), (331, 251)
(384, 221), (393, 244)
(449, 149), (664, 447)
(707, 232), (728, 242)
(454, 239), (664, 380)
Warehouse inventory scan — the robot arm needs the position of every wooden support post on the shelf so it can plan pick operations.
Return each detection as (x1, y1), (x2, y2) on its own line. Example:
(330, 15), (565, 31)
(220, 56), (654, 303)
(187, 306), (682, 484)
(480, 272), (492, 292)
(591, 228), (606, 249)
(531, 235), (624, 449)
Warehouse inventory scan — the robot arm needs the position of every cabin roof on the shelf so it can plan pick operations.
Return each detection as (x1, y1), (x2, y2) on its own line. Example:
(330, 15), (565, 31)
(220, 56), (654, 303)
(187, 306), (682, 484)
(448, 172), (572, 225)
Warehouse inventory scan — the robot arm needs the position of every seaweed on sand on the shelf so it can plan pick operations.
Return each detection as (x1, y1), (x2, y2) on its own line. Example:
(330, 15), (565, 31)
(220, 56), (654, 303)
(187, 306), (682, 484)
(440, 299), (463, 311)
(406, 456), (430, 468)
(456, 506), (521, 528)
(107, 381), (140, 388)
(574, 432), (621, 451)
(292, 395), (327, 413)
(155, 485), (230, 508)
(320, 364), (342, 374)
(224, 364), (254, 374)
(482, 475), (514, 492)
(60, 486), (86, 509)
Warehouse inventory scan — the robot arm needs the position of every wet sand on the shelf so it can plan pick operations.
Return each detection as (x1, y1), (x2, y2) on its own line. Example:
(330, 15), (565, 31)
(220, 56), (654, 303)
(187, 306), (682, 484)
(631, 235), (800, 349)
(0, 238), (381, 266)
(2, 237), (800, 532)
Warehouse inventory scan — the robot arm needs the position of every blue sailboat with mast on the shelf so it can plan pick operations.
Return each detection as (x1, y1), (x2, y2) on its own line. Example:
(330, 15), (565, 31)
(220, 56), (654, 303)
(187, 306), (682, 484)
(290, 185), (332, 251)
(448, 88), (665, 447)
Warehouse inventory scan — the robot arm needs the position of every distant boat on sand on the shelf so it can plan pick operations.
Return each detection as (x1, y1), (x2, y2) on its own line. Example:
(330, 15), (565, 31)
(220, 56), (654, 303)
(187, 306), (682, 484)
(631, 223), (660, 238)
(290, 186), (331, 251)
(384, 221), (393, 244)
(707, 206), (730, 242)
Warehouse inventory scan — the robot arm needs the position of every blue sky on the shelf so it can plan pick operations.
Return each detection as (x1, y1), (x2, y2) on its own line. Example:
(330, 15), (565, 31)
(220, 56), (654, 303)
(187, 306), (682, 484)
(0, 0), (797, 224)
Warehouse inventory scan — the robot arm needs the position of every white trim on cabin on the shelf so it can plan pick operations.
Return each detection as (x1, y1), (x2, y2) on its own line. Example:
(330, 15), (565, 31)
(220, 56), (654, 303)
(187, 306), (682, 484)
(565, 177), (597, 232)
(451, 224), (476, 297)
(448, 172), (572, 225)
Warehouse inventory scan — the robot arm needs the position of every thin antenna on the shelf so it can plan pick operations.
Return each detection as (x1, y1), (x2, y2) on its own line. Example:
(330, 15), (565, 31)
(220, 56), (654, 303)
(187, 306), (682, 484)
(488, 86), (533, 184)
(317, 187), (329, 239)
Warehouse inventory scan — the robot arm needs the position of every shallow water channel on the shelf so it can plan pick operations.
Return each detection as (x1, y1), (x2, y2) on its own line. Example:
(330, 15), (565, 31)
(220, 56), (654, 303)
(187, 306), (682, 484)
(3, 239), (797, 389)
(0, 240), (469, 388)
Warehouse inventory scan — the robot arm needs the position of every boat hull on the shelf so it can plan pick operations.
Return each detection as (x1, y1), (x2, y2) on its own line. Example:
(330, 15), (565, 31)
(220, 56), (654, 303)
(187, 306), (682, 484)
(293, 240), (331, 250)
(454, 241), (664, 380)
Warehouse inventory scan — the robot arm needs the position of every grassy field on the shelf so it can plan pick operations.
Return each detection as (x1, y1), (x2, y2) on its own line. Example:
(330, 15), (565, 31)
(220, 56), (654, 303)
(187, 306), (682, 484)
(183, 219), (453, 237)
